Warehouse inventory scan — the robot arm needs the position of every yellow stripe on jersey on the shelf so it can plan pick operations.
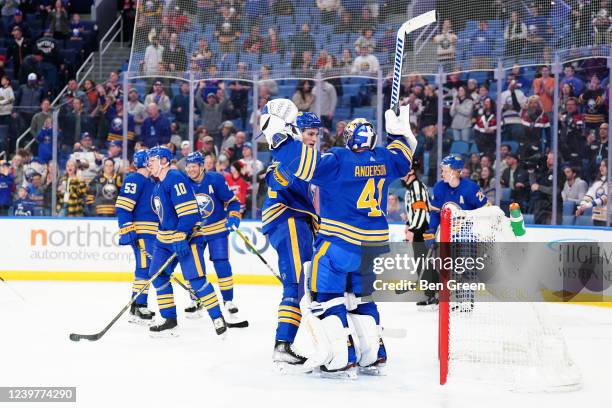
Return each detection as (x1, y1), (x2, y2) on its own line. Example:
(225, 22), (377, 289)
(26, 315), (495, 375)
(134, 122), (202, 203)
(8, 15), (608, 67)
(295, 144), (317, 182)
(115, 196), (136, 210)
(119, 223), (135, 235)
(311, 241), (331, 292)
(138, 239), (147, 267)
(278, 311), (302, 321)
(387, 141), (414, 163)
(319, 223), (389, 244)
(262, 203), (319, 229)
(191, 244), (204, 278)
(175, 200), (199, 217)
(134, 221), (158, 235)
(157, 230), (187, 243)
(228, 211), (242, 219)
(196, 219), (228, 236)
(288, 217), (302, 282)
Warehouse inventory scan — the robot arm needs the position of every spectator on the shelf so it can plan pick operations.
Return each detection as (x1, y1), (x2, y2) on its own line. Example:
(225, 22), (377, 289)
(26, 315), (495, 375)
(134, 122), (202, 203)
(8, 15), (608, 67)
(377, 27), (395, 55)
(36, 117), (53, 164)
(83, 79), (98, 113)
(525, 4), (547, 55)
(18, 49), (43, 85)
(500, 152), (529, 210)
(127, 88), (146, 136)
(162, 5), (190, 34)
(292, 80), (315, 112)
(35, 28), (61, 66)
(559, 97), (586, 166)
(533, 65), (555, 114)
(354, 28), (375, 54)
(592, 3), (612, 45)
(291, 23), (316, 61)
(15, 73), (42, 125)
(520, 95), (550, 156)
(243, 25), (263, 52)
(576, 159), (609, 225)
(561, 165), (588, 207)
(0, 75), (15, 126)
(473, 84), (490, 113)
(176, 139), (191, 161)
(195, 127), (211, 155)
(579, 75), (606, 131)
(560, 65), (584, 96)
(215, 16), (240, 54)
(478, 165), (496, 203)
(317, 0), (340, 24)
(56, 159), (87, 217)
(294, 50), (314, 77)
(195, 86), (232, 147)
(351, 46), (379, 74)
(219, 121), (237, 152)
(228, 63), (251, 129)
(226, 130), (246, 163)
(570, 0), (597, 48)
(9, 151), (24, 187)
(585, 122), (609, 178)
(272, 0), (294, 16)
(70, 12), (85, 34)
(49, 0), (70, 40)
(7, 26), (31, 77)
(337, 48), (353, 73)
(559, 82), (575, 113)
(61, 78), (87, 112)
(86, 158), (122, 217)
(191, 38), (214, 72)
(170, 81), (189, 138)
(105, 140), (124, 173)
(470, 20), (494, 70)
(386, 194), (405, 222)
(501, 78), (527, 142)
(61, 98), (94, 146)
(8, 9), (31, 38)
(473, 97), (496, 155)
(312, 80), (337, 130)
(199, 134), (219, 157)
(70, 132), (103, 182)
(25, 170), (49, 214)
(495, 144), (511, 175)
(140, 103), (171, 147)
(106, 104), (135, 145)
(357, 6), (376, 33)
(262, 27), (285, 57)
(334, 10), (353, 34)
(433, 19), (457, 71)
(203, 152), (217, 173)
(239, 142), (263, 178)
(504, 11), (527, 58)
(91, 83), (113, 134)
(530, 152), (561, 224)
(0, 160), (13, 215)
(224, 161), (249, 213)
(12, 186), (37, 216)
(450, 86), (474, 142)
(142, 31), (164, 76)
(144, 80), (171, 114)
(162, 32), (187, 73)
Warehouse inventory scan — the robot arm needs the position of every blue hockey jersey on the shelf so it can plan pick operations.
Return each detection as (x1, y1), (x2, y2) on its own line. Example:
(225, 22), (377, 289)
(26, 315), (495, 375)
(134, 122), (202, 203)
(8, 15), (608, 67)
(151, 169), (201, 244)
(188, 171), (241, 239)
(428, 177), (489, 231)
(271, 138), (412, 248)
(262, 161), (319, 235)
(115, 172), (158, 238)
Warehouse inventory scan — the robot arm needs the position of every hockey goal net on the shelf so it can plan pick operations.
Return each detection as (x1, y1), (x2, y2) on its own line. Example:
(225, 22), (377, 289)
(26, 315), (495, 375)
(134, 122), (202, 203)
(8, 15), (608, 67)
(437, 204), (582, 391)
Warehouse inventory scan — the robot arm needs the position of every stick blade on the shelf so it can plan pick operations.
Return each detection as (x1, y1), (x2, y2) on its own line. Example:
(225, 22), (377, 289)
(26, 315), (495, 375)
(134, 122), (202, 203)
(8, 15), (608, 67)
(69, 333), (100, 342)
(404, 10), (437, 34)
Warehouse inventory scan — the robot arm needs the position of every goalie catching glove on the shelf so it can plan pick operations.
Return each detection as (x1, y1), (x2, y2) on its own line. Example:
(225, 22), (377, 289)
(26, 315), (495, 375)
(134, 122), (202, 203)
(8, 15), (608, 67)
(385, 106), (417, 153)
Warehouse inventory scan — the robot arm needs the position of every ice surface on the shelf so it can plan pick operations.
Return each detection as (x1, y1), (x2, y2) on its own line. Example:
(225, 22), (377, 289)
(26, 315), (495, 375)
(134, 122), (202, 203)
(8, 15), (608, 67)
(1, 281), (611, 408)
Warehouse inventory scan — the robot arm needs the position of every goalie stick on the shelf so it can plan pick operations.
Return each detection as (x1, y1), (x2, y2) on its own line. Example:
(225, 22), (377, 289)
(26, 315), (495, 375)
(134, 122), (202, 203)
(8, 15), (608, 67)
(390, 10), (437, 113)
(231, 226), (282, 283)
(136, 244), (249, 328)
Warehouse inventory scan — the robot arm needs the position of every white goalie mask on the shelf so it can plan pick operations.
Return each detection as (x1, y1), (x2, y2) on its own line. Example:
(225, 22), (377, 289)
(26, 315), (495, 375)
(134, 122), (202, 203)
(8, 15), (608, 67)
(259, 99), (300, 148)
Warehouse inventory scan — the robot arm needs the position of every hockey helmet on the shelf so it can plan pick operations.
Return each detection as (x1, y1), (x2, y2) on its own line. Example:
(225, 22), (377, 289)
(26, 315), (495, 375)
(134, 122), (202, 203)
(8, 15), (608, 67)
(133, 150), (149, 169)
(296, 111), (322, 131)
(441, 154), (464, 171)
(344, 118), (377, 150)
(147, 145), (172, 163)
(186, 151), (204, 165)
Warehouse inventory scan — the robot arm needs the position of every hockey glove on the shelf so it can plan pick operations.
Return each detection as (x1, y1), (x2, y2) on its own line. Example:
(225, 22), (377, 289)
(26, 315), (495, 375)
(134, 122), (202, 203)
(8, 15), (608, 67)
(226, 213), (241, 230)
(172, 239), (190, 259)
(423, 231), (436, 250)
(385, 106), (417, 152)
(118, 224), (137, 246)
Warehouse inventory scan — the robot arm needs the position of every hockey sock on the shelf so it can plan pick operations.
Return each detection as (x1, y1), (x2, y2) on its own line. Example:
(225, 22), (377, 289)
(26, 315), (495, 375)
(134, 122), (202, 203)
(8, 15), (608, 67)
(153, 277), (176, 319)
(190, 276), (222, 320)
(132, 267), (150, 305)
(214, 260), (234, 302)
(276, 284), (301, 343)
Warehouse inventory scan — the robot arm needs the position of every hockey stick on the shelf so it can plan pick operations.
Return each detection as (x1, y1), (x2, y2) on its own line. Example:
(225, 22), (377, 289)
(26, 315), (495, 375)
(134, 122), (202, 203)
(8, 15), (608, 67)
(136, 243), (248, 328)
(0, 276), (26, 302)
(231, 226), (282, 283)
(68, 251), (178, 342)
(390, 10), (437, 114)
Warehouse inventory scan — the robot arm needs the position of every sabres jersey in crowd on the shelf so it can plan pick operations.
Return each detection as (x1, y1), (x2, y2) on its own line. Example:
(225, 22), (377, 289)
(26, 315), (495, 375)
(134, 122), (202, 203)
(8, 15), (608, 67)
(428, 177), (489, 231)
(188, 171), (242, 239)
(107, 115), (136, 143)
(271, 138), (412, 248)
(115, 172), (158, 238)
(151, 169), (201, 245)
(262, 161), (319, 235)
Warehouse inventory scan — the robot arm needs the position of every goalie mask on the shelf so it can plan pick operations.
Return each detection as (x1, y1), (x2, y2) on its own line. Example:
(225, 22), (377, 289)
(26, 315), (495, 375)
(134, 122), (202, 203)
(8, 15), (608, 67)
(344, 118), (377, 151)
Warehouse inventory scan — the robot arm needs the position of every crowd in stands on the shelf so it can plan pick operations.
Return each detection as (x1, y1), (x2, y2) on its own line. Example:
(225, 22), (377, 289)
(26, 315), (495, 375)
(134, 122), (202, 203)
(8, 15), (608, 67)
(0, 0), (609, 226)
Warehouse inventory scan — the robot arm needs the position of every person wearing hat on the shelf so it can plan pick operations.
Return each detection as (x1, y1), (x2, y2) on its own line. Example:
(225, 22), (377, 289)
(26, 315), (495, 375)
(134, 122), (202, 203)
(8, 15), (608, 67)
(15, 71), (42, 125)
(144, 80), (170, 113)
(175, 140), (192, 172)
(8, 9), (32, 39)
(106, 140), (124, 173)
(219, 120), (236, 151)
(7, 25), (31, 82)
(143, 29), (164, 76)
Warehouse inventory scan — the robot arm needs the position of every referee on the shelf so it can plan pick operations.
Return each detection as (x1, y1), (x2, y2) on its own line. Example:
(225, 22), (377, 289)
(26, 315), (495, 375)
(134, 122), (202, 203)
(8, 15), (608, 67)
(403, 161), (438, 308)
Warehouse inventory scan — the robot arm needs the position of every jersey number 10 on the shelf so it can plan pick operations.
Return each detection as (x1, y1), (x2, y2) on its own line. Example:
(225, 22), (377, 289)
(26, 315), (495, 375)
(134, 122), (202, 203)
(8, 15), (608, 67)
(357, 178), (385, 217)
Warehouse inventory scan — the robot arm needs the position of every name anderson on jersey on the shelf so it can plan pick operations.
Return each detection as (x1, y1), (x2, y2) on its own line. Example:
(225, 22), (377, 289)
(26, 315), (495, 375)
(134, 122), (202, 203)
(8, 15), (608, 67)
(354, 164), (387, 178)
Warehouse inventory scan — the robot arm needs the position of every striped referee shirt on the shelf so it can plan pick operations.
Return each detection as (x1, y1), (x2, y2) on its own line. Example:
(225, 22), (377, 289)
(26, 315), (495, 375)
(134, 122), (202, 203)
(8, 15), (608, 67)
(404, 177), (431, 232)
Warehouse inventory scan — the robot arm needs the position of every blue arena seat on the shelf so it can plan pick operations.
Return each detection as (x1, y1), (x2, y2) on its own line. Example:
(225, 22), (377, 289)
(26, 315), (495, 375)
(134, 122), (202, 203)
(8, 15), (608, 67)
(450, 141), (470, 156)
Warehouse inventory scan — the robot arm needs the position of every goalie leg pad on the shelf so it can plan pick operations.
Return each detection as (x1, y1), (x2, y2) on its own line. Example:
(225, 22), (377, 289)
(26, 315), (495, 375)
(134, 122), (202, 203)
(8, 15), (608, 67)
(348, 312), (379, 367)
(320, 314), (350, 371)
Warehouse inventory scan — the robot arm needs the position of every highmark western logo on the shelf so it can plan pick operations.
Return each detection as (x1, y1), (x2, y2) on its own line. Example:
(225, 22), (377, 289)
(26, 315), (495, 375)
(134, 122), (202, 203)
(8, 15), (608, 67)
(30, 224), (120, 247)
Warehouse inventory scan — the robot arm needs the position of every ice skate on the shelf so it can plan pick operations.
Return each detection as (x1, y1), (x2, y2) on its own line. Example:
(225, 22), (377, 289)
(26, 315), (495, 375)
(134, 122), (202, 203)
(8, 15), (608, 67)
(184, 300), (203, 319)
(272, 341), (312, 374)
(128, 303), (155, 325)
(149, 317), (178, 338)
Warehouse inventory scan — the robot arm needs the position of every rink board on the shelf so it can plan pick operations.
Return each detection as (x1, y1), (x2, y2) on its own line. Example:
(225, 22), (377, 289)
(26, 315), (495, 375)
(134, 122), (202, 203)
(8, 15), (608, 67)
(0, 218), (610, 284)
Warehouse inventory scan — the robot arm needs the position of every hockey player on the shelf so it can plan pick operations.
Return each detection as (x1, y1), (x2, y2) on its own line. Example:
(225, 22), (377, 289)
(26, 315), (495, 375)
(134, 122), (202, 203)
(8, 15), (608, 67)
(426, 154), (489, 311)
(260, 99), (415, 377)
(262, 105), (320, 369)
(115, 150), (158, 323)
(146, 145), (227, 337)
(183, 151), (247, 325)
